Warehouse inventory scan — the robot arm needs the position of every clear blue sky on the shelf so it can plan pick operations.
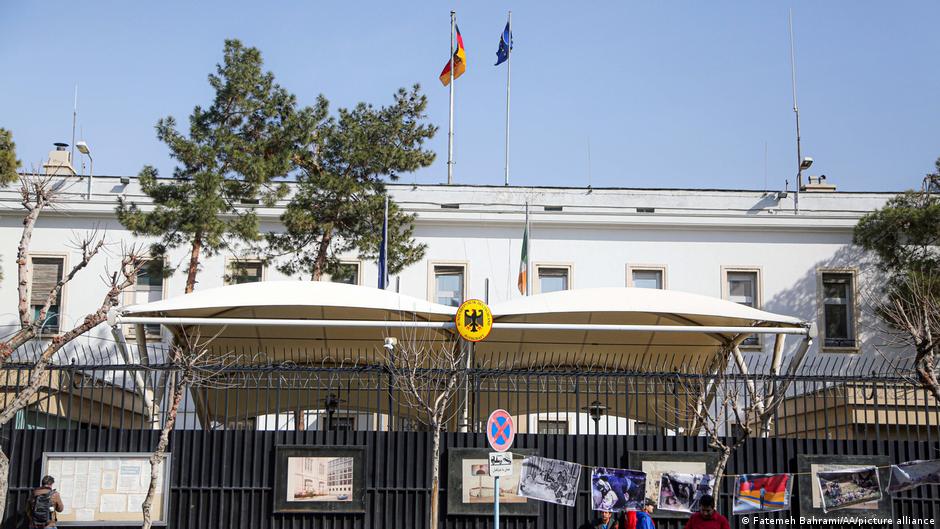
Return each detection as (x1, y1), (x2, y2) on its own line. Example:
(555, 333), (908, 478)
(2, 0), (938, 191)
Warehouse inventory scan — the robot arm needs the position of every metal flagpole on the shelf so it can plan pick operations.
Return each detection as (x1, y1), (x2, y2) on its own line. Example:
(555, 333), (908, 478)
(379, 194), (388, 288)
(447, 10), (456, 185)
(504, 11), (512, 186)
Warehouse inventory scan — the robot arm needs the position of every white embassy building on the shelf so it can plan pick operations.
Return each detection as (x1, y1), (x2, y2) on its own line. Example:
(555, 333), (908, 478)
(0, 151), (910, 433)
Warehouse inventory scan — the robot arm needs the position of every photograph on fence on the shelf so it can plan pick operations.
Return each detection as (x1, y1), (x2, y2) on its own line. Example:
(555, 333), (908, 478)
(446, 448), (538, 516)
(886, 459), (940, 493)
(42, 452), (170, 526)
(817, 467), (882, 513)
(273, 446), (365, 513)
(628, 451), (719, 519)
(517, 456), (581, 507)
(732, 473), (792, 514)
(797, 455), (892, 520)
(590, 468), (647, 511)
(657, 472), (714, 513)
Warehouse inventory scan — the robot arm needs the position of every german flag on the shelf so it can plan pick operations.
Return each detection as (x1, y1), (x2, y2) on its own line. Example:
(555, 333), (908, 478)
(440, 25), (467, 86)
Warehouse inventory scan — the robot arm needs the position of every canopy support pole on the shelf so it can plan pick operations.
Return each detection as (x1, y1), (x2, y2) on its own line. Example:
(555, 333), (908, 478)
(110, 324), (154, 423)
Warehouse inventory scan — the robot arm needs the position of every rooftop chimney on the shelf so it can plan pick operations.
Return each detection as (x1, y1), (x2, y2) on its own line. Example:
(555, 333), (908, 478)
(801, 175), (836, 192)
(43, 142), (76, 176)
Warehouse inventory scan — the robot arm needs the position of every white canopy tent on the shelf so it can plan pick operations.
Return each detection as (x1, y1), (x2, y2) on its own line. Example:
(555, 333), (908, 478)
(110, 282), (812, 428)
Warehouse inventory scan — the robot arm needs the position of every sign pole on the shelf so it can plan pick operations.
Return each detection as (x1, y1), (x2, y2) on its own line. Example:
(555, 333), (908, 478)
(494, 475), (500, 528)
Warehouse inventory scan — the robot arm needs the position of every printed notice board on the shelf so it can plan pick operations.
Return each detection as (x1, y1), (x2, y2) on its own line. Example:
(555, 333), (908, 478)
(41, 452), (170, 526)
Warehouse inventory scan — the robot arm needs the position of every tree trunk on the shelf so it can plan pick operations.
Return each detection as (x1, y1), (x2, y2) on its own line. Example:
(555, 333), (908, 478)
(712, 447), (732, 506)
(142, 376), (184, 529)
(915, 346), (940, 403)
(428, 421), (442, 529)
(311, 229), (333, 281)
(185, 234), (203, 294)
(0, 448), (9, 524)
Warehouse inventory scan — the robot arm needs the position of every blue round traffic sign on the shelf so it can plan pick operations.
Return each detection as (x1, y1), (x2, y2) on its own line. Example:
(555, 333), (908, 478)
(486, 409), (515, 452)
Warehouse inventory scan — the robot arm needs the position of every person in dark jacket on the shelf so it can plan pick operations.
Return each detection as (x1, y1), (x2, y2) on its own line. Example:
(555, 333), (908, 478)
(27, 475), (64, 528)
(684, 495), (729, 529)
(593, 510), (620, 529)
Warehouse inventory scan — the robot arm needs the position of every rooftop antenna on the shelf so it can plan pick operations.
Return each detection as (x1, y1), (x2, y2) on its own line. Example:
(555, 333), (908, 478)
(71, 84), (78, 166)
(788, 9), (811, 214)
(587, 135), (592, 190)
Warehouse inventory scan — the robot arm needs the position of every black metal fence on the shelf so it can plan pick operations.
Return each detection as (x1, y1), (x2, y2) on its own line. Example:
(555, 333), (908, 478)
(3, 345), (940, 528)
(3, 429), (939, 529)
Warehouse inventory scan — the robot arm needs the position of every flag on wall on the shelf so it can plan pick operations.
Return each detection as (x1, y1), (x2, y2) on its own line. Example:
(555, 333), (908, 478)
(517, 207), (529, 294)
(440, 25), (467, 86)
(495, 20), (512, 65)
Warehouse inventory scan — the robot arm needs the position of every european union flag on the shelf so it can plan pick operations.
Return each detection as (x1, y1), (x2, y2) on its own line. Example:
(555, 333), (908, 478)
(495, 21), (512, 66)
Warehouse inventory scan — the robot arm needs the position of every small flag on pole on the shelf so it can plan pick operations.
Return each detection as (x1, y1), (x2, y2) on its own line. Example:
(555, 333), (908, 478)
(378, 195), (389, 289)
(440, 25), (467, 86)
(517, 205), (529, 295)
(495, 20), (512, 66)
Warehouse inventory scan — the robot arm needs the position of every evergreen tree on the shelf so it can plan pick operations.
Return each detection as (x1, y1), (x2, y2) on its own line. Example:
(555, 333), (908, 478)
(266, 85), (435, 280)
(0, 128), (19, 186)
(117, 40), (327, 293)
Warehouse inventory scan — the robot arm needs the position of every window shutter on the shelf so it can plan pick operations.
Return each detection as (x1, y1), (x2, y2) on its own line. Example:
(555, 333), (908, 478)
(30, 257), (64, 306)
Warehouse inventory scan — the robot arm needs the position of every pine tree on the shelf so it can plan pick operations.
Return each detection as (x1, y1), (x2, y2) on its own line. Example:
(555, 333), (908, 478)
(266, 85), (435, 280)
(0, 128), (19, 186)
(117, 40), (327, 293)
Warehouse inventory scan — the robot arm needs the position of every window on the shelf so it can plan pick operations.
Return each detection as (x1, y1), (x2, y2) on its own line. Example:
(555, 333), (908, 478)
(822, 272), (856, 348)
(128, 260), (165, 337)
(29, 256), (65, 334)
(634, 421), (664, 435)
(537, 419), (569, 435)
(723, 268), (761, 347)
(226, 260), (264, 285)
(330, 262), (360, 285)
(434, 265), (465, 306)
(627, 265), (667, 289)
(633, 270), (663, 289)
(537, 266), (570, 293)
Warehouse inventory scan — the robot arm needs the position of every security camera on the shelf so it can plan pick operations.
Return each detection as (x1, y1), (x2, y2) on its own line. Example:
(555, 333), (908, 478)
(383, 337), (398, 351)
(800, 157), (814, 170)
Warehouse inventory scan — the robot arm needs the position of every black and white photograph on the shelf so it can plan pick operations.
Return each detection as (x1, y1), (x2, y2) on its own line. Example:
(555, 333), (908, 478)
(590, 468), (647, 511)
(516, 456), (581, 507)
(657, 472), (714, 513)
(886, 459), (940, 493)
(817, 467), (882, 513)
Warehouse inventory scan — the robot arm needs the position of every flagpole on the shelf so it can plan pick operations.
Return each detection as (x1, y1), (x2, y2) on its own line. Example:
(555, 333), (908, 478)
(504, 11), (512, 187)
(447, 10), (456, 185)
(379, 194), (389, 289)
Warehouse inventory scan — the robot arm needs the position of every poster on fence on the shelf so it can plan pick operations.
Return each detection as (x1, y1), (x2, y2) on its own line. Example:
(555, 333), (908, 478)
(657, 472), (714, 513)
(517, 456), (581, 507)
(886, 459), (940, 494)
(732, 473), (792, 514)
(816, 467), (882, 513)
(590, 468), (647, 511)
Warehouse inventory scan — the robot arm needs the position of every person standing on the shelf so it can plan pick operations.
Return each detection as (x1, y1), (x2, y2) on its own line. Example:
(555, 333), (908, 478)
(593, 510), (621, 529)
(684, 495), (729, 529)
(624, 498), (657, 529)
(27, 475), (64, 528)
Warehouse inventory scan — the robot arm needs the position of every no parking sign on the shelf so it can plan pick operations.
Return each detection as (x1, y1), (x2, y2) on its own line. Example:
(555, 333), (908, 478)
(486, 409), (515, 453)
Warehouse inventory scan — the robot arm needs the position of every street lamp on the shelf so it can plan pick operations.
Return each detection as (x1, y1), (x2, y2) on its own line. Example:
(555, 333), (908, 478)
(76, 141), (93, 200)
(582, 400), (607, 435)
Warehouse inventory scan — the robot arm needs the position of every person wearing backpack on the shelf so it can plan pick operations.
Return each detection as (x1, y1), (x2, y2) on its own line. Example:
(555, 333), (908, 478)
(27, 475), (64, 528)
